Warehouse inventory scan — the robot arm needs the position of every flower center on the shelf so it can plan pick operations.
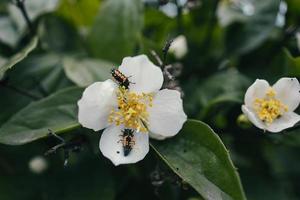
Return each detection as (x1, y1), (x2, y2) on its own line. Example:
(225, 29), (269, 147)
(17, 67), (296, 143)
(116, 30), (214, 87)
(253, 88), (288, 124)
(109, 87), (153, 132)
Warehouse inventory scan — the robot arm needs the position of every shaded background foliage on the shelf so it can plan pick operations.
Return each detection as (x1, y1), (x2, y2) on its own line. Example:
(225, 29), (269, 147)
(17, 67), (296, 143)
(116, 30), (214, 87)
(0, 0), (300, 199)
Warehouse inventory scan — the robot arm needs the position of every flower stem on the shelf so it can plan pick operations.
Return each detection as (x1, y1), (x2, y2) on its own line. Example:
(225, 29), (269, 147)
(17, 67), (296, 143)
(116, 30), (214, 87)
(14, 0), (35, 35)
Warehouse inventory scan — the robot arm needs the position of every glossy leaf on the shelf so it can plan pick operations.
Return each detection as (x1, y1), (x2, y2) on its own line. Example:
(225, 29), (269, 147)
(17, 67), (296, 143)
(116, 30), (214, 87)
(0, 36), (38, 79)
(63, 56), (115, 87)
(151, 120), (246, 200)
(87, 0), (143, 62)
(0, 87), (82, 145)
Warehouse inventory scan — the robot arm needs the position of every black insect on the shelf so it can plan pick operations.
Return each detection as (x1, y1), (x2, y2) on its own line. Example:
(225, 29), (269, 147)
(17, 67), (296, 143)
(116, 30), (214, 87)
(118, 129), (135, 156)
(111, 68), (131, 89)
(45, 129), (86, 167)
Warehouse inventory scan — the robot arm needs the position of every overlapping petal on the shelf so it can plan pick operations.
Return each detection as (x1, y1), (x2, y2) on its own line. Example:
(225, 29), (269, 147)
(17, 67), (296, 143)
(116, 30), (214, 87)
(272, 78), (300, 111)
(266, 112), (300, 133)
(99, 126), (149, 166)
(241, 105), (266, 131)
(78, 80), (117, 131)
(148, 89), (187, 138)
(244, 79), (270, 107)
(118, 55), (164, 94)
(242, 77), (300, 133)
(78, 55), (187, 165)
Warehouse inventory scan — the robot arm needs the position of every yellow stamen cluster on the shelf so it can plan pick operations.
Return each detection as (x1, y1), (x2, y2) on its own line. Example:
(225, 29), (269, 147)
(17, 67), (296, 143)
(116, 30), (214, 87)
(253, 88), (288, 124)
(109, 87), (153, 132)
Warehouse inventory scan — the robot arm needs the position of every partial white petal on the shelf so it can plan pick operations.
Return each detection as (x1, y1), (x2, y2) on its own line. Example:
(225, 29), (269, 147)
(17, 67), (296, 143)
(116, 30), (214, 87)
(244, 79), (270, 108)
(118, 55), (163, 94)
(148, 89), (187, 139)
(78, 80), (117, 131)
(99, 126), (149, 166)
(272, 78), (300, 111)
(149, 132), (167, 140)
(266, 112), (300, 133)
(241, 105), (266, 131)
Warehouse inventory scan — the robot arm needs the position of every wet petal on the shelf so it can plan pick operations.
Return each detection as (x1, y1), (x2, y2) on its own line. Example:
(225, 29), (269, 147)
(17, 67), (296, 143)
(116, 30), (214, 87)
(99, 126), (149, 166)
(148, 89), (187, 139)
(78, 80), (117, 131)
(118, 55), (163, 94)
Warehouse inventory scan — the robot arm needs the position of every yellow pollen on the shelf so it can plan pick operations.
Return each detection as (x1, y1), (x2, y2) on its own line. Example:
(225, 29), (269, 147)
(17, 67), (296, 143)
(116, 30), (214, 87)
(108, 87), (153, 132)
(253, 88), (288, 124)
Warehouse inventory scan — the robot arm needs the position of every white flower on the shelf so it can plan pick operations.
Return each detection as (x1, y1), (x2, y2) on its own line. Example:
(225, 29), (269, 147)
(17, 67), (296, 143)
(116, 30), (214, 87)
(242, 78), (300, 133)
(78, 55), (187, 165)
(169, 35), (188, 59)
(28, 156), (48, 174)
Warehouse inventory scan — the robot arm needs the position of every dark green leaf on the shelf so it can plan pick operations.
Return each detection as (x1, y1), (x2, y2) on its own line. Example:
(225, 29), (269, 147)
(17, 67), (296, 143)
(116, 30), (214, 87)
(187, 69), (250, 118)
(151, 120), (246, 200)
(38, 16), (82, 52)
(87, 0), (143, 62)
(0, 87), (82, 145)
(0, 36), (38, 79)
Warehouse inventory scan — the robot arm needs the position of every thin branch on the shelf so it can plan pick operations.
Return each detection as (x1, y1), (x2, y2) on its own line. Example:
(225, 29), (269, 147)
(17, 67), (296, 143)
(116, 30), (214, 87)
(13, 0), (35, 35)
(162, 38), (173, 68)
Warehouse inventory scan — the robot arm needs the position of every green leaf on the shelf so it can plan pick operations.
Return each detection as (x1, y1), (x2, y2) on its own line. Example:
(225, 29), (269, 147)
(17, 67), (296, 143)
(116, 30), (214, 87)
(87, 0), (143, 62)
(0, 87), (82, 145)
(63, 56), (115, 87)
(38, 15), (83, 52)
(0, 36), (38, 79)
(283, 49), (300, 76)
(225, 0), (280, 55)
(151, 120), (247, 200)
(56, 0), (101, 27)
(186, 69), (250, 118)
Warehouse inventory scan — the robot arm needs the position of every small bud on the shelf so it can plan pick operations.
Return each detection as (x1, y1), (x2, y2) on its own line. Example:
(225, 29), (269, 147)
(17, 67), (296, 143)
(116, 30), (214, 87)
(237, 114), (252, 129)
(28, 156), (48, 174)
(169, 35), (188, 59)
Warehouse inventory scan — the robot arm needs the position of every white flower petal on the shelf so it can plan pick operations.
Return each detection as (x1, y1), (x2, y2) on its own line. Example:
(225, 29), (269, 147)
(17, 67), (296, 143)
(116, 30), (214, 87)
(118, 55), (163, 94)
(78, 80), (117, 131)
(244, 79), (270, 108)
(266, 112), (300, 133)
(241, 105), (266, 131)
(99, 126), (149, 166)
(148, 89), (187, 139)
(149, 132), (167, 140)
(272, 78), (300, 111)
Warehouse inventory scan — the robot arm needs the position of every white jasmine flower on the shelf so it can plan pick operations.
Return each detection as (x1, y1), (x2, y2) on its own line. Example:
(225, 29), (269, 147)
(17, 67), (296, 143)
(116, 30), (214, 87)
(169, 35), (188, 59)
(78, 55), (187, 165)
(28, 156), (48, 174)
(242, 78), (300, 133)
